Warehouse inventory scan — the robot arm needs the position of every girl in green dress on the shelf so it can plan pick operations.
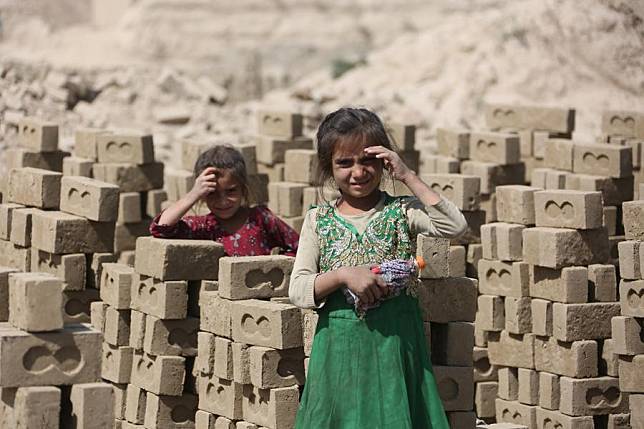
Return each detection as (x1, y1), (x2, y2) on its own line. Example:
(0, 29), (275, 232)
(289, 107), (468, 428)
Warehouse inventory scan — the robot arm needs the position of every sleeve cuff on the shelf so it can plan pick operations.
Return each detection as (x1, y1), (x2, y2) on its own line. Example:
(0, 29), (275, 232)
(304, 274), (326, 309)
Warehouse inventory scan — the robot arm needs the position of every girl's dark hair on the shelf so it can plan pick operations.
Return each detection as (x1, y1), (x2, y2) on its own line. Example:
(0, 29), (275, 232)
(315, 107), (396, 190)
(193, 145), (251, 204)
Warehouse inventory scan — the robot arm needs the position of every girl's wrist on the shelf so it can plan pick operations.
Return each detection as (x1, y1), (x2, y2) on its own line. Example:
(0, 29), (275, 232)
(400, 170), (417, 185)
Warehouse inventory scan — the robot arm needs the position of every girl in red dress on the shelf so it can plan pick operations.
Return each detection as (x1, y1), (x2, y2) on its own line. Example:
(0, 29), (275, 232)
(150, 145), (299, 256)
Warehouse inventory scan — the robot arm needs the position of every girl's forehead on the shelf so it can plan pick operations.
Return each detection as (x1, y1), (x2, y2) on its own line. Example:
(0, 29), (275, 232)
(332, 136), (376, 158)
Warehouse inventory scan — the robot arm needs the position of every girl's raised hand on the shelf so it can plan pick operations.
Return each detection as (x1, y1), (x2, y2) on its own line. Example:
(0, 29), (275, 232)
(339, 266), (388, 305)
(189, 167), (218, 201)
(364, 146), (413, 183)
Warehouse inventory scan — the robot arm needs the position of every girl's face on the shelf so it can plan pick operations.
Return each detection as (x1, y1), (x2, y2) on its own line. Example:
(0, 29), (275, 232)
(331, 140), (383, 200)
(204, 169), (244, 220)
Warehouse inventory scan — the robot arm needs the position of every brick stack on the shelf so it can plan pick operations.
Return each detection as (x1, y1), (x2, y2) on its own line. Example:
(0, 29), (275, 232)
(95, 236), (224, 428)
(196, 254), (303, 428)
(613, 198), (644, 427)
(483, 184), (631, 427)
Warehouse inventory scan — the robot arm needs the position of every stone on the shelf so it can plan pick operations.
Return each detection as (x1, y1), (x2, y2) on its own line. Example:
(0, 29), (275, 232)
(534, 336), (598, 378)
(469, 132), (521, 164)
(416, 235), (450, 278)
(496, 185), (540, 225)
(60, 175), (120, 221)
(8, 167), (62, 209)
(534, 190), (603, 230)
(417, 277), (478, 322)
(478, 260), (529, 297)
(218, 256), (294, 300)
(31, 210), (115, 254)
(17, 117), (59, 152)
(92, 162), (164, 192)
(522, 227), (609, 269)
(135, 236), (224, 281)
(231, 299), (302, 349)
(419, 174), (480, 211)
(8, 272), (63, 332)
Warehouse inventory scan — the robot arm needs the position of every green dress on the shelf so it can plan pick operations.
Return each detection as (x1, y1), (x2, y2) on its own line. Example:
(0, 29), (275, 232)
(294, 194), (450, 429)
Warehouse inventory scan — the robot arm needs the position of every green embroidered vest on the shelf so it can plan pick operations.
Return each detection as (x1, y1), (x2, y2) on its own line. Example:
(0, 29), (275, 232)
(315, 193), (414, 273)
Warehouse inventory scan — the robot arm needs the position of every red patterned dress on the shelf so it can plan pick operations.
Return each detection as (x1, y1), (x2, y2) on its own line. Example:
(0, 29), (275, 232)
(150, 205), (299, 257)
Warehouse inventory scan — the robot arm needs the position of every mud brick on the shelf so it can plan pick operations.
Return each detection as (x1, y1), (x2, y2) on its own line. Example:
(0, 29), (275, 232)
(534, 336), (598, 378)
(241, 384), (299, 429)
(218, 255), (293, 300)
(532, 167), (567, 190)
(0, 203), (24, 240)
(607, 413), (632, 429)
(127, 310), (144, 350)
(8, 167), (62, 209)
(63, 288), (99, 324)
(231, 143), (257, 175)
(602, 110), (644, 138)
(488, 331), (535, 369)
(473, 348), (498, 384)
(588, 264), (617, 302)
(553, 302), (619, 342)
(0, 240), (30, 272)
(90, 301), (106, 332)
(601, 339), (619, 377)
(131, 273), (188, 319)
(448, 245), (466, 277)
(131, 350), (185, 395)
(603, 206), (618, 236)
(62, 156), (93, 177)
(0, 322), (101, 386)
(476, 381), (498, 418)
(623, 200), (644, 241)
(461, 160), (525, 195)
(619, 354), (644, 392)
(609, 237), (623, 266)
(196, 332), (215, 376)
(74, 128), (109, 160)
(114, 219), (151, 252)
(100, 263), (133, 309)
(485, 104), (575, 134)
(523, 227), (609, 269)
(496, 185), (540, 225)
(232, 342), (251, 385)
(475, 324), (488, 347)
(17, 117), (58, 151)
(116, 192), (141, 224)
(466, 243), (483, 278)
(559, 376), (628, 416)
(255, 136), (312, 166)
(517, 368), (538, 406)
(6, 147), (68, 172)
(416, 235), (450, 278)
(144, 392), (197, 428)
(124, 384), (146, 424)
(32, 210), (115, 254)
(618, 241), (642, 280)
(505, 297), (532, 334)
(534, 190), (603, 230)
(103, 306), (130, 346)
(539, 372), (560, 410)
(101, 342), (133, 383)
(543, 138), (574, 171)
(267, 182), (306, 217)
(113, 383), (127, 420)
(447, 411), (477, 429)
(481, 193), (498, 222)
(536, 408), (594, 429)
(386, 123), (415, 151)
(565, 173), (633, 206)
(478, 260), (529, 297)
(619, 279), (644, 317)
(164, 168), (194, 201)
(283, 149), (317, 185)
(417, 277), (478, 322)
(452, 209), (485, 245)
(421, 154), (460, 174)
(498, 367), (519, 400)
(531, 298), (553, 336)
(145, 189), (167, 218)
(476, 295), (505, 331)
(13, 386), (61, 428)
(65, 383), (114, 429)
(198, 375), (243, 419)
(302, 309), (318, 357)
(60, 175), (120, 221)
(257, 162), (285, 183)
(481, 222), (525, 261)
(430, 322), (474, 366)
(432, 366), (474, 411)
(200, 290), (231, 337)
(96, 134), (154, 164)
(231, 299), (302, 349)
(420, 174), (480, 211)
(631, 394), (644, 429)
(195, 410), (215, 428)
(0, 267), (18, 321)
(530, 266), (588, 303)
(248, 346), (305, 389)
(86, 252), (117, 289)
(8, 207), (38, 247)
(144, 315), (198, 357)
(436, 128), (469, 159)
(573, 143), (632, 178)
(8, 272), (63, 332)
(470, 132), (521, 164)
(495, 398), (537, 427)
(611, 316), (644, 355)
(209, 336), (233, 380)
(93, 162), (164, 192)
(257, 111), (302, 138)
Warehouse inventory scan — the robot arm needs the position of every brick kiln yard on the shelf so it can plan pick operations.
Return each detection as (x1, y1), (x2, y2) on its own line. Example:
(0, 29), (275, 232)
(0, 105), (641, 428)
